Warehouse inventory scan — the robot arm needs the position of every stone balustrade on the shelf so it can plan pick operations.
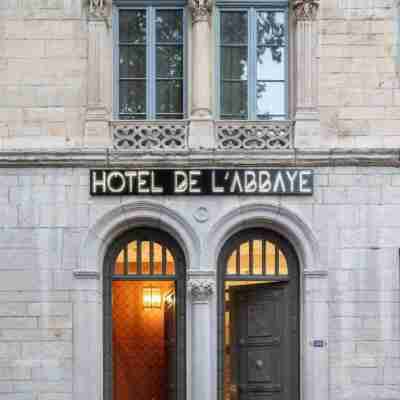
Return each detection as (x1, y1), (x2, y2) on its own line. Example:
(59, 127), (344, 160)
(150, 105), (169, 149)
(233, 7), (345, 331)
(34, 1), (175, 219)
(111, 120), (294, 152)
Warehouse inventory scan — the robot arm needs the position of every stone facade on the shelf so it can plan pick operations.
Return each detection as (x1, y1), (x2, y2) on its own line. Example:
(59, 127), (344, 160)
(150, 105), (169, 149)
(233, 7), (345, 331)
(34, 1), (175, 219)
(0, 1), (399, 400)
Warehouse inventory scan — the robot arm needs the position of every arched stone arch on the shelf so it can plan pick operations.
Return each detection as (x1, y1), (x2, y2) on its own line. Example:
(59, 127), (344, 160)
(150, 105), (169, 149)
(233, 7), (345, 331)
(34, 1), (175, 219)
(207, 203), (321, 273)
(73, 200), (201, 400)
(76, 200), (202, 278)
(207, 203), (328, 400)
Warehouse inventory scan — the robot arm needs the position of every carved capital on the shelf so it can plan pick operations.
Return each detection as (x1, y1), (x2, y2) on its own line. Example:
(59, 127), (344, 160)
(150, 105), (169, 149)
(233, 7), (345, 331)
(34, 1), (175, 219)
(190, 0), (213, 23)
(188, 279), (215, 302)
(293, 0), (320, 21)
(88, 0), (107, 18)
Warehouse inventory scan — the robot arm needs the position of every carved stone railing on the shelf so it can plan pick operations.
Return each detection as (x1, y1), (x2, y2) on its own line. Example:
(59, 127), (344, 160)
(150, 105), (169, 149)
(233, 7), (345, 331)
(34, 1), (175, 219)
(112, 121), (189, 151)
(215, 121), (294, 151)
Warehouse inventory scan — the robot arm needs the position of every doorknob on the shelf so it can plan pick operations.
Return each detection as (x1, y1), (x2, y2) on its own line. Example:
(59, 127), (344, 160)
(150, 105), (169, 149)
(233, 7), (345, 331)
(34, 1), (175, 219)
(255, 360), (263, 369)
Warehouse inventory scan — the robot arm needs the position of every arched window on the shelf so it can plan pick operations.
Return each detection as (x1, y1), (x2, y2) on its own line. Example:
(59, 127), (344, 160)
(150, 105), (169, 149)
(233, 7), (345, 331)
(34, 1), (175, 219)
(218, 228), (299, 400)
(104, 228), (186, 400)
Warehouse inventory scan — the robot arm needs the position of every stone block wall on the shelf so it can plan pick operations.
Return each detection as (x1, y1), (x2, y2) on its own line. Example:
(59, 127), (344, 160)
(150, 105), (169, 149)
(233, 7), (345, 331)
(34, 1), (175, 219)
(319, 0), (400, 147)
(0, 1), (88, 149)
(0, 167), (397, 399)
(1, 2), (400, 148)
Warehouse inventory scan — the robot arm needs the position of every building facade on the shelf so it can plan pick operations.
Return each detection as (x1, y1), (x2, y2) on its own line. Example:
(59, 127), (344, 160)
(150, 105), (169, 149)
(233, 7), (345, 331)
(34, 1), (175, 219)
(0, 0), (400, 400)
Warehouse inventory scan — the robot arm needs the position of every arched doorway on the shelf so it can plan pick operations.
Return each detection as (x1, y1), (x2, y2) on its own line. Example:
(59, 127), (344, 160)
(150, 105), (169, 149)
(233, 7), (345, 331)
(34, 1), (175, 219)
(103, 228), (186, 400)
(218, 228), (299, 400)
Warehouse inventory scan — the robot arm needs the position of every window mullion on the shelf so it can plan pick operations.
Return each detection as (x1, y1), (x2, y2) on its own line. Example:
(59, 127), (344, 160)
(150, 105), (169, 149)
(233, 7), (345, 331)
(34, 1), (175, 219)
(147, 7), (156, 119)
(248, 8), (257, 120)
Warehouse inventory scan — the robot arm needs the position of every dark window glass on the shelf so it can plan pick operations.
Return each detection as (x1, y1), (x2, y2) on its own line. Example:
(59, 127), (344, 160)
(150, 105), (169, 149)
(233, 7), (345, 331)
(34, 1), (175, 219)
(156, 10), (183, 43)
(220, 11), (248, 120)
(221, 82), (248, 119)
(221, 47), (248, 81)
(155, 10), (183, 119)
(119, 10), (146, 43)
(156, 80), (183, 117)
(118, 8), (184, 120)
(221, 11), (248, 44)
(156, 46), (183, 78)
(119, 46), (146, 78)
(119, 80), (146, 118)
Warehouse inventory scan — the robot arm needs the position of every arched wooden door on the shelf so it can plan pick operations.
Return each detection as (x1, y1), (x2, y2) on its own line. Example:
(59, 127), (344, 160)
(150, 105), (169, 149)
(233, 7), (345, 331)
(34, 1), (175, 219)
(218, 228), (299, 400)
(103, 228), (186, 400)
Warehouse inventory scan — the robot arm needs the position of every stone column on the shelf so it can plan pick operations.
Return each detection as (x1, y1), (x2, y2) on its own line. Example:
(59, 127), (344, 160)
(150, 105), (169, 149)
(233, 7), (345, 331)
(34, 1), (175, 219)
(84, 0), (112, 146)
(292, 0), (321, 148)
(188, 0), (215, 149)
(188, 277), (215, 400)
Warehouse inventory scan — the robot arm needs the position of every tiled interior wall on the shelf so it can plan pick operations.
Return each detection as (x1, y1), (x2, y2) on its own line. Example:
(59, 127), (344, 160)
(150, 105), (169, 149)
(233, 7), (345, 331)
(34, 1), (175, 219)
(112, 280), (175, 400)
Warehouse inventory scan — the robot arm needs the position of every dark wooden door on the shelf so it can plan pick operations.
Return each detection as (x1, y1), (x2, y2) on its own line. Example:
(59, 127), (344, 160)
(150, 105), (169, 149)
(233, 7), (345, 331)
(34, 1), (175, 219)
(165, 290), (177, 400)
(229, 283), (291, 400)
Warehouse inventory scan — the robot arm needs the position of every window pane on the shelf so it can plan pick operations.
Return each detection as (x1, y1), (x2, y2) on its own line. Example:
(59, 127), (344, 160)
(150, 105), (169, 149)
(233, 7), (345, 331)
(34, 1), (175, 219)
(119, 80), (146, 116)
(119, 45), (146, 78)
(153, 242), (163, 274)
(227, 250), (237, 275)
(166, 249), (175, 275)
(156, 10), (183, 43)
(156, 80), (183, 114)
(239, 242), (250, 275)
(119, 10), (146, 43)
(221, 47), (247, 80)
(141, 241), (150, 274)
(157, 46), (183, 78)
(253, 240), (262, 275)
(257, 47), (285, 81)
(266, 241), (275, 275)
(127, 241), (137, 274)
(257, 11), (285, 47)
(279, 250), (288, 275)
(114, 249), (125, 275)
(221, 11), (247, 44)
(257, 82), (285, 118)
(221, 81), (247, 119)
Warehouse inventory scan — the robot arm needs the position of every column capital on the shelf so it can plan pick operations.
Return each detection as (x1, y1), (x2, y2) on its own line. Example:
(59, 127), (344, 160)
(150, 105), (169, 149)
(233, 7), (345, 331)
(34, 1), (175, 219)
(190, 0), (213, 23)
(87, 0), (109, 19)
(188, 278), (215, 302)
(292, 0), (320, 21)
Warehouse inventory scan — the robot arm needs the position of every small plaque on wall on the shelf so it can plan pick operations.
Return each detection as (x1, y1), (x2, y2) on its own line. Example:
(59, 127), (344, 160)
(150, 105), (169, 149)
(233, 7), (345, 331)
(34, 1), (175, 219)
(90, 169), (314, 196)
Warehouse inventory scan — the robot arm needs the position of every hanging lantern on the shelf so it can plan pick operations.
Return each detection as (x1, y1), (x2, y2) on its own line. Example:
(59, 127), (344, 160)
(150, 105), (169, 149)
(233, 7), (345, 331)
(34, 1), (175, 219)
(142, 287), (161, 309)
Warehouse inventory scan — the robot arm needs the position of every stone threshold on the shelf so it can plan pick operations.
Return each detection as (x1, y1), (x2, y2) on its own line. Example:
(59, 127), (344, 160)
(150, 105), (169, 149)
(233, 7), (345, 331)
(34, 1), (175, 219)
(0, 148), (399, 167)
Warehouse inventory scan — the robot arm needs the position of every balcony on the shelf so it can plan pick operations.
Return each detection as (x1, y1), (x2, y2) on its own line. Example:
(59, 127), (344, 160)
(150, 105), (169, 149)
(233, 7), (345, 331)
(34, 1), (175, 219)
(111, 120), (294, 152)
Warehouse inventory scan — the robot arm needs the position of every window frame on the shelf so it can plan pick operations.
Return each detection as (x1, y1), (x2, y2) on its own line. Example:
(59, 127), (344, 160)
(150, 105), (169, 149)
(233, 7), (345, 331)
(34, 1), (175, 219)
(113, 2), (188, 120)
(215, 3), (289, 120)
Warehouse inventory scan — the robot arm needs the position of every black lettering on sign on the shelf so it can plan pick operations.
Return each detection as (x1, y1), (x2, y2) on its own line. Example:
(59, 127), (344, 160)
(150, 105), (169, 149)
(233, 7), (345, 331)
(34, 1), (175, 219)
(90, 169), (314, 196)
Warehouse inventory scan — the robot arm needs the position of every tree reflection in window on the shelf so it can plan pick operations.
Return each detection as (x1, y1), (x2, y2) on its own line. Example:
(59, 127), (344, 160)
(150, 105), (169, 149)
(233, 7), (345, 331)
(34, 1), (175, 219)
(118, 8), (184, 120)
(219, 8), (287, 121)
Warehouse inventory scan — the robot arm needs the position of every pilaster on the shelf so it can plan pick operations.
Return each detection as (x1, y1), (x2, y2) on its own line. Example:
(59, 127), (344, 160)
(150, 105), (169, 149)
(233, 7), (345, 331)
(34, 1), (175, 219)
(292, 0), (321, 148)
(187, 272), (216, 400)
(84, 1), (112, 147)
(188, 0), (215, 149)
(302, 269), (329, 400)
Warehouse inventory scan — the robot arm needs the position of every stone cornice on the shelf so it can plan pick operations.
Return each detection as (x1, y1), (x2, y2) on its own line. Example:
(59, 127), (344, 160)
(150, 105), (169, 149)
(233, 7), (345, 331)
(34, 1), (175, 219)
(0, 149), (399, 168)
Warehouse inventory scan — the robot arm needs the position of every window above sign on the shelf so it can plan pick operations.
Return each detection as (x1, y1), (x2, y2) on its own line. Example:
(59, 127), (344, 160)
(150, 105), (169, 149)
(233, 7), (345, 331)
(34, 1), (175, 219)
(114, 5), (186, 120)
(216, 3), (289, 121)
